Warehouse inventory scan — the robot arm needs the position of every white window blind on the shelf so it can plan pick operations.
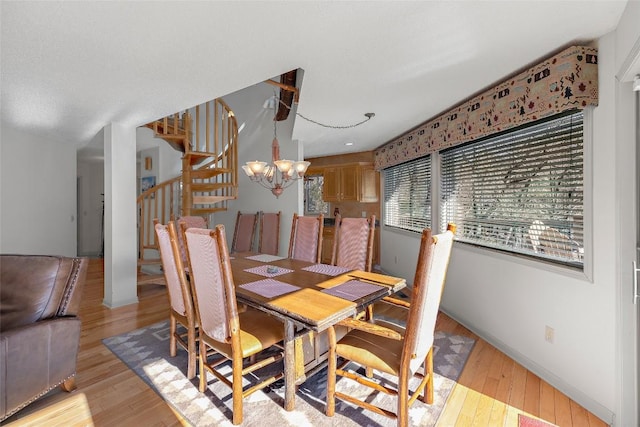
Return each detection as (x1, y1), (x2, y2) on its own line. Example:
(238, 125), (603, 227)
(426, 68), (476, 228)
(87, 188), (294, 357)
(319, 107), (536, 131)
(384, 156), (431, 233)
(440, 111), (584, 266)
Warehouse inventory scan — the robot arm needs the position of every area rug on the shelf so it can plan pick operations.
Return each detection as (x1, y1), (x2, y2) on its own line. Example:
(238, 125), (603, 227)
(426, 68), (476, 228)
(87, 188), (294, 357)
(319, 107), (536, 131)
(103, 321), (475, 426)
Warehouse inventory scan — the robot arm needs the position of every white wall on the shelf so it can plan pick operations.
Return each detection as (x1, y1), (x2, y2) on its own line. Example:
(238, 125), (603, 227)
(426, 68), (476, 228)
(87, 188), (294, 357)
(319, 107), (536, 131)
(1, 123), (78, 256)
(380, 35), (623, 424)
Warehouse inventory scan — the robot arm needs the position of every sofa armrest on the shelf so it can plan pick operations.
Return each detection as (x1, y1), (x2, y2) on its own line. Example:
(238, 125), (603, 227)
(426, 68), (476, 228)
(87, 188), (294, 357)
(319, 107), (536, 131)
(0, 317), (81, 421)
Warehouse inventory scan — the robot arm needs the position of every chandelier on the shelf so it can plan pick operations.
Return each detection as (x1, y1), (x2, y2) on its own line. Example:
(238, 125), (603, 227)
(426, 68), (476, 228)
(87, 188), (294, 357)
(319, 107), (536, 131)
(241, 98), (310, 198)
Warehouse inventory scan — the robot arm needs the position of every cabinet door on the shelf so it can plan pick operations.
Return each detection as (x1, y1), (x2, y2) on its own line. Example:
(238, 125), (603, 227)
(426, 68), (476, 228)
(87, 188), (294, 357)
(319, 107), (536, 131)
(322, 167), (340, 202)
(340, 167), (359, 201)
(359, 165), (379, 203)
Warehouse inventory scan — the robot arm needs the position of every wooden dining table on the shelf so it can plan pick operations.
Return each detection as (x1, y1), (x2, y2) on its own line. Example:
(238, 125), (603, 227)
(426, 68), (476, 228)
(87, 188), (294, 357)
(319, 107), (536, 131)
(230, 253), (407, 411)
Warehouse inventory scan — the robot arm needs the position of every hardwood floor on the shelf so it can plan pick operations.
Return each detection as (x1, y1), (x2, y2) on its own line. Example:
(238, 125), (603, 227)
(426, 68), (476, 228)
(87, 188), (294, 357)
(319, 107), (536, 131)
(2, 259), (607, 426)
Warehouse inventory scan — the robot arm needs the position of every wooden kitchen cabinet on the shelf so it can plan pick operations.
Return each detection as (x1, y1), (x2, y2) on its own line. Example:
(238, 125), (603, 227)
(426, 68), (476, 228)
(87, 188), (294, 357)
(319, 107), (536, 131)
(359, 164), (378, 203)
(322, 164), (377, 202)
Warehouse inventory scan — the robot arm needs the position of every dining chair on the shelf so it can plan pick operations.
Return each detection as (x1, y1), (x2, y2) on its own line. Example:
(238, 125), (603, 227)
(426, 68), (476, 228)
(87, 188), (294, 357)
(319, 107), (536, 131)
(231, 211), (259, 253)
(154, 220), (198, 379)
(174, 215), (208, 269)
(258, 211), (281, 255)
(331, 214), (375, 272)
(325, 224), (456, 427)
(184, 225), (285, 425)
(288, 213), (324, 263)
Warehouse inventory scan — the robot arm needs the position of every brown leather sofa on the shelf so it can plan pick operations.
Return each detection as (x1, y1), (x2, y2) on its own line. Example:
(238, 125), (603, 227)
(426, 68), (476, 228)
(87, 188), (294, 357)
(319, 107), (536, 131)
(0, 254), (88, 421)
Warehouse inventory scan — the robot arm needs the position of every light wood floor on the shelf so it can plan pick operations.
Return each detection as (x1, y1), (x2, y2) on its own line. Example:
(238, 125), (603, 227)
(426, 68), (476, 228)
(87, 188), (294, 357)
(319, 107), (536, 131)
(2, 259), (607, 427)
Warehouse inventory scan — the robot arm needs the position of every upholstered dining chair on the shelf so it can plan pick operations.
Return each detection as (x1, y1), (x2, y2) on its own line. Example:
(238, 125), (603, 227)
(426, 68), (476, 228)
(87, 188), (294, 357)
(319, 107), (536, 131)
(154, 220), (198, 379)
(325, 224), (456, 427)
(174, 215), (208, 268)
(231, 211), (259, 253)
(331, 214), (376, 272)
(288, 213), (324, 263)
(184, 225), (285, 425)
(258, 211), (281, 255)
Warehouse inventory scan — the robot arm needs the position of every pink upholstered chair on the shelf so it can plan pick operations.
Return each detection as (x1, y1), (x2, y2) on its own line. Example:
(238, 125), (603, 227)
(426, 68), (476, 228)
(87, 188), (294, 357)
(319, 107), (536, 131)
(154, 220), (198, 379)
(288, 213), (324, 263)
(174, 215), (208, 268)
(325, 224), (456, 427)
(184, 225), (285, 425)
(331, 214), (376, 272)
(231, 211), (259, 253)
(258, 211), (281, 255)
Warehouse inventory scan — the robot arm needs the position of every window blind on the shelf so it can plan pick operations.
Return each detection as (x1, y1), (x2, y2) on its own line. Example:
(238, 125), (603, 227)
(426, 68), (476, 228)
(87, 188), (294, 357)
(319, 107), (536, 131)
(440, 111), (584, 265)
(384, 155), (431, 233)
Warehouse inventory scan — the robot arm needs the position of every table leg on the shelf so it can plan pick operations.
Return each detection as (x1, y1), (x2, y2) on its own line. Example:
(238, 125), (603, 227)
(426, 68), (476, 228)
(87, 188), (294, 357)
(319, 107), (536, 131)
(284, 320), (295, 411)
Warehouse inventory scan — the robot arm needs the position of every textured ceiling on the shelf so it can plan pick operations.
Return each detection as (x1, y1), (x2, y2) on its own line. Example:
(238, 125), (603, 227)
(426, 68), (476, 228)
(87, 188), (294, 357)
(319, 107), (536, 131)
(1, 1), (629, 158)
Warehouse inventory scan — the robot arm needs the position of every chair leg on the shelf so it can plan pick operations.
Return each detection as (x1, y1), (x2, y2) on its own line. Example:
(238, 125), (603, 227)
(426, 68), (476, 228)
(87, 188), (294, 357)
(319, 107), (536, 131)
(169, 316), (177, 357)
(325, 326), (337, 417)
(60, 376), (76, 392)
(397, 370), (410, 427)
(232, 355), (244, 425)
(423, 347), (434, 404)
(187, 324), (197, 379)
(199, 342), (207, 393)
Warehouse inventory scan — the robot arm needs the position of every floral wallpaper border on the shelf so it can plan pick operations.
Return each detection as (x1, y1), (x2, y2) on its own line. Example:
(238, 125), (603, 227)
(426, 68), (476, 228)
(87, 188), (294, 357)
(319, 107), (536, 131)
(374, 45), (598, 170)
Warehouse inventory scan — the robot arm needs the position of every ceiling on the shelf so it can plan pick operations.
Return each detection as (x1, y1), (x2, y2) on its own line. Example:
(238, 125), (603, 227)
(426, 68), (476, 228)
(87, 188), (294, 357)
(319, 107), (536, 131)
(1, 1), (630, 159)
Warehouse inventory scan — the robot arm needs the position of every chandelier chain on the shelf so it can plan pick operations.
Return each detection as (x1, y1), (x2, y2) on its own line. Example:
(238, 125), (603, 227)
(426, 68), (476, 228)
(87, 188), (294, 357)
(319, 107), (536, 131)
(276, 98), (374, 129)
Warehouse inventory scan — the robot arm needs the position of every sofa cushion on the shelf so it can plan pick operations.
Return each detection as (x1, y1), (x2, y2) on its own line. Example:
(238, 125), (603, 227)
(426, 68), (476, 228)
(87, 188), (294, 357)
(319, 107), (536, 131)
(0, 255), (76, 332)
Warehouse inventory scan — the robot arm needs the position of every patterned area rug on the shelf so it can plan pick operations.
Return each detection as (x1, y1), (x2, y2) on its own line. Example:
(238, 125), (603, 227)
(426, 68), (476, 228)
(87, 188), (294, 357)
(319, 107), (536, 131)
(103, 320), (475, 426)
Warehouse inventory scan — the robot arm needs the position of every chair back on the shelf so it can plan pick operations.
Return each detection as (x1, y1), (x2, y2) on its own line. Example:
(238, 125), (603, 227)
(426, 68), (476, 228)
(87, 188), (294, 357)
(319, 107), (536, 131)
(288, 213), (324, 263)
(174, 216), (208, 266)
(403, 224), (455, 374)
(332, 214), (375, 271)
(155, 222), (191, 318)
(232, 211), (259, 253)
(539, 227), (576, 259)
(259, 211), (281, 255)
(185, 226), (237, 343)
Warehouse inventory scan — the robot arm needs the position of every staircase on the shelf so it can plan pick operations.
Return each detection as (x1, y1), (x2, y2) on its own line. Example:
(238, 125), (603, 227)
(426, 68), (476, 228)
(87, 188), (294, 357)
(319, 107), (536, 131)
(136, 98), (239, 281)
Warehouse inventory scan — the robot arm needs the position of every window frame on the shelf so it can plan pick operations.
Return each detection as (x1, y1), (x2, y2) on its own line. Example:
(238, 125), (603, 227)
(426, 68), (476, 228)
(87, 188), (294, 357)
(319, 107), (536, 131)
(382, 108), (592, 279)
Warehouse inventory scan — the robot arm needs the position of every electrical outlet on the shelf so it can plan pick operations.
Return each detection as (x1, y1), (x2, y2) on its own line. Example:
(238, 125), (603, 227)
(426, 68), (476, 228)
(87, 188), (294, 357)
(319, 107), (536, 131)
(545, 325), (554, 343)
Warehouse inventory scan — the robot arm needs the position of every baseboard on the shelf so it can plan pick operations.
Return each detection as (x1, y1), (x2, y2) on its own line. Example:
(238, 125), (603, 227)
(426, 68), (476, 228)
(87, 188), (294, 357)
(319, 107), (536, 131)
(102, 297), (139, 309)
(440, 307), (615, 426)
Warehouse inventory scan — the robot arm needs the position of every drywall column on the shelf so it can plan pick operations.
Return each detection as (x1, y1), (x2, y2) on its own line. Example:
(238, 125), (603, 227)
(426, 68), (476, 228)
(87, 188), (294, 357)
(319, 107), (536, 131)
(103, 122), (138, 308)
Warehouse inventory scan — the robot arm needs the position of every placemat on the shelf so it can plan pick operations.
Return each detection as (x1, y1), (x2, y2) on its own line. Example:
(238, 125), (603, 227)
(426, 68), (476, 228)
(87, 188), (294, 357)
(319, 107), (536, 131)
(301, 264), (352, 276)
(322, 280), (385, 301)
(239, 279), (300, 298)
(243, 265), (293, 278)
(245, 254), (286, 262)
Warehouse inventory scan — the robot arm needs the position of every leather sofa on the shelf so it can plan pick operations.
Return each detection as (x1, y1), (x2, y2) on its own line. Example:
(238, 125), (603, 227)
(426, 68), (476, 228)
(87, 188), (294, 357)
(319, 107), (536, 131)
(0, 254), (88, 421)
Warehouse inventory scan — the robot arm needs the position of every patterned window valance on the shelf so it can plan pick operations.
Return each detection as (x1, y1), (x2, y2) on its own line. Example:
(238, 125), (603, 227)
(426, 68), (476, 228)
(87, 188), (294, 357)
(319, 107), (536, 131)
(374, 45), (598, 170)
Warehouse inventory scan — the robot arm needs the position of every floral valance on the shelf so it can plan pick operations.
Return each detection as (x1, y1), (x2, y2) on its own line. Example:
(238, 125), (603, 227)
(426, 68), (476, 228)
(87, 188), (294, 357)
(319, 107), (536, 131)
(374, 45), (598, 170)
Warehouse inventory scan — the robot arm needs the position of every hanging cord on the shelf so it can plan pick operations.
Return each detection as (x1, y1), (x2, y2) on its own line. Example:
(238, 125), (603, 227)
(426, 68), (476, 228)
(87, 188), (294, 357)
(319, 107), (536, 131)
(275, 96), (375, 129)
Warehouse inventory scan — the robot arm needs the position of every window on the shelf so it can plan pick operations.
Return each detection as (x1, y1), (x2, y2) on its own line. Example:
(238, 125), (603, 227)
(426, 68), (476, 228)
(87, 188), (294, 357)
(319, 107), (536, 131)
(440, 111), (584, 266)
(383, 156), (431, 232)
(304, 175), (328, 215)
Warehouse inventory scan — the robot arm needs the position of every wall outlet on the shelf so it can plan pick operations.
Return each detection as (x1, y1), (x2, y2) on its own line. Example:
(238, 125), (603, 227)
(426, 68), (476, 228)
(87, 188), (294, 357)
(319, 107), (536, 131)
(545, 325), (554, 343)
(361, 211), (367, 217)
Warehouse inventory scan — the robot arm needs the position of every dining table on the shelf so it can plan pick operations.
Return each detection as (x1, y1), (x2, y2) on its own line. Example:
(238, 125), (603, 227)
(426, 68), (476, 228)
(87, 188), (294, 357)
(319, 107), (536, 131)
(230, 252), (407, 411)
